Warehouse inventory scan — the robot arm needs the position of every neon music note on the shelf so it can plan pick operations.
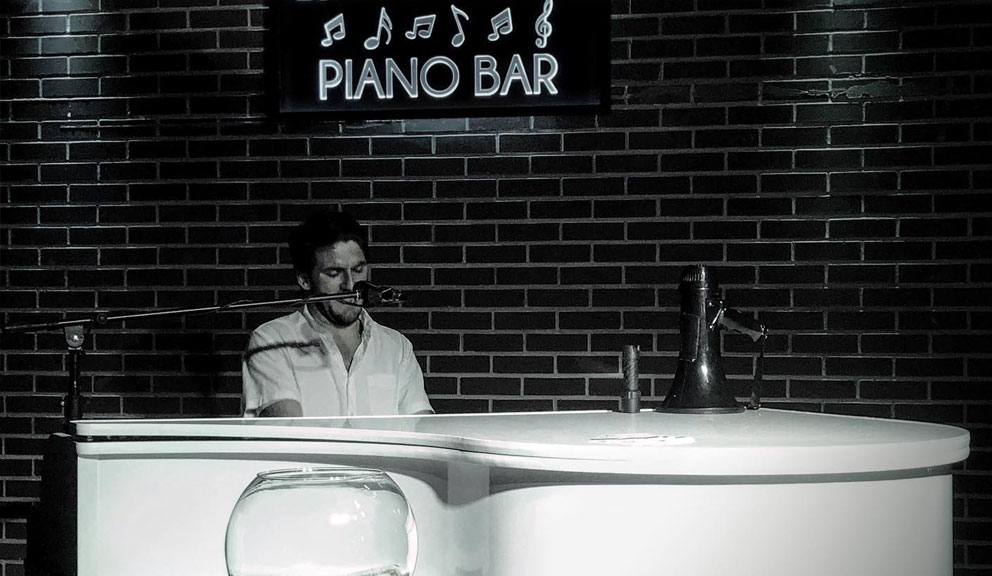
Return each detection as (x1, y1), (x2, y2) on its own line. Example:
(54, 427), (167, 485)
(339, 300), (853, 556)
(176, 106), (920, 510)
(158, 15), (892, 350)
(488, 8), (513, 41)
(364, 7), (393, 50)
(405, 14), (436, 40)
(450, 5), (469, 48)
(320, 13), (346, 47)
(535, 0), (553, 48)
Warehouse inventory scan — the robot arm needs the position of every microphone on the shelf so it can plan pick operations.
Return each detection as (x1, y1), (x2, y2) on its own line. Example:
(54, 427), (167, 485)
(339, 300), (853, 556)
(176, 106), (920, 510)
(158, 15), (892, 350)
(353, 281), (406, 307)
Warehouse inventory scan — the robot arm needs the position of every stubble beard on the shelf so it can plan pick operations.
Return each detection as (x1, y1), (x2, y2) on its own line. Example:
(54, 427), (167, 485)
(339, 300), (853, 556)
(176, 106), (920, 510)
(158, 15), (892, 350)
(314, 300), (360, 328)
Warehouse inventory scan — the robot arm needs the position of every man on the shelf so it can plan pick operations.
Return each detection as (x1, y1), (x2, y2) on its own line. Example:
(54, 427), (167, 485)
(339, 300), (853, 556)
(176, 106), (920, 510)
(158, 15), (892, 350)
(241, 209), (433, 417)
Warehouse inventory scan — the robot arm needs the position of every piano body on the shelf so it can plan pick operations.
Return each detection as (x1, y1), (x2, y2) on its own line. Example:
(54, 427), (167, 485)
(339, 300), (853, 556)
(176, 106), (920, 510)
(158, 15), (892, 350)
(36, 409), (969, 576)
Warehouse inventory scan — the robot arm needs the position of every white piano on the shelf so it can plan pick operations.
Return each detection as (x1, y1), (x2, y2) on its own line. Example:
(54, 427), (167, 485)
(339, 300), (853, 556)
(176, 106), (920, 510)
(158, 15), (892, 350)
(40, 409), (969, 576)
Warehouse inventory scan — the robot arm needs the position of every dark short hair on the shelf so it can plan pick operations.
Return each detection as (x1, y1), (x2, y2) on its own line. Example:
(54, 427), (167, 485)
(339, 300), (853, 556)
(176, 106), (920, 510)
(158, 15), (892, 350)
(289, 209), (369, 274)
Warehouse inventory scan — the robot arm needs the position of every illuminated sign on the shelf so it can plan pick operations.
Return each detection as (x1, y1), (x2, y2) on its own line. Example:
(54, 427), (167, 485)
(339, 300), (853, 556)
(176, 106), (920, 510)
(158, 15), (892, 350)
(274, 0), (611, 117)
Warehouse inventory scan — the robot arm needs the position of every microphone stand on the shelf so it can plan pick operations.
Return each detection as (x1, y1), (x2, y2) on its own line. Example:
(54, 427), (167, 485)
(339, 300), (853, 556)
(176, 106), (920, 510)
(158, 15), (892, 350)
(1, 290), (365, 433)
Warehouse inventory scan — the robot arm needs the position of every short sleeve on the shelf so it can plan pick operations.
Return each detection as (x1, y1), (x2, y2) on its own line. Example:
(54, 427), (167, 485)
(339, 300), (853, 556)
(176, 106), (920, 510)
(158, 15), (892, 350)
(241, 328), (301, 417)
(396, 337), (433, 415)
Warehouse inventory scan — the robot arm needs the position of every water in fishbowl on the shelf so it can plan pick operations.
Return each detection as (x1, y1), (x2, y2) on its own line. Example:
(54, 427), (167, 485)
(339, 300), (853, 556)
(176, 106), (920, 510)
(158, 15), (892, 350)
(226, 468), (418, 576)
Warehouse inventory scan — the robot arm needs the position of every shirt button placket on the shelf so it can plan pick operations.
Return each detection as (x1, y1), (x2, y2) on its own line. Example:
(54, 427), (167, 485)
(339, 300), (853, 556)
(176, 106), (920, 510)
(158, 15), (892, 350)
(347, 373), (357, 415)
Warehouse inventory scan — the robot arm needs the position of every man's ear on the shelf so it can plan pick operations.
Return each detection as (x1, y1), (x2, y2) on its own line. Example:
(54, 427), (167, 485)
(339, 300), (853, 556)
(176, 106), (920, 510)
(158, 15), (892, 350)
(296, 271), (311, 291)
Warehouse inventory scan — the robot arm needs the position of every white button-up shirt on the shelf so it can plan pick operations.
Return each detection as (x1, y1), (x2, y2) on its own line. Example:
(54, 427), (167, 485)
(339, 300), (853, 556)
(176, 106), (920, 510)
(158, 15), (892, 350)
(241, 307), (432, 417)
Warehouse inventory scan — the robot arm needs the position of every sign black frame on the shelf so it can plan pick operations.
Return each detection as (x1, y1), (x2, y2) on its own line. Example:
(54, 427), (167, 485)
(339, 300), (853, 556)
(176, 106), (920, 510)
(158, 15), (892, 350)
(272, 0), (611, 118)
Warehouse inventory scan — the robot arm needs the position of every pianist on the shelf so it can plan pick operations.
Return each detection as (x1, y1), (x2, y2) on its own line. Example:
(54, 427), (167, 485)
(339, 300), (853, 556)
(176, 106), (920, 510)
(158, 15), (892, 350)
(241, 209), (433, 417)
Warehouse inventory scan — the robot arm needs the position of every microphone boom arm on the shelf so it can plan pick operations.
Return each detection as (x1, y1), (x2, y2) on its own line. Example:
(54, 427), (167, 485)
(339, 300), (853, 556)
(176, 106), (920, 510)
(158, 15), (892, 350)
(1, 291), (365, 335)
(0, 289), (373, 432)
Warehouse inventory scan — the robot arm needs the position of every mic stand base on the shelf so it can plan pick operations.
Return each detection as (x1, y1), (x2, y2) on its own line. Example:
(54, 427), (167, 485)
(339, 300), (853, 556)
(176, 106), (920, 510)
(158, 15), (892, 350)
(655, 406), (745, 414)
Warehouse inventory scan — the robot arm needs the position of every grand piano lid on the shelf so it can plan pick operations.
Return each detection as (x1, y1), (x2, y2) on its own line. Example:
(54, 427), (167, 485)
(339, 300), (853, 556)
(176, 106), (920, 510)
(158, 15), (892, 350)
(73, 409), (970, 476)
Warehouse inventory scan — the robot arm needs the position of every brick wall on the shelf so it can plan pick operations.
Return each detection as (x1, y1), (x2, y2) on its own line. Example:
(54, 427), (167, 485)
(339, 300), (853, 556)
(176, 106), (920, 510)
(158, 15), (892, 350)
(1, 0), (990, 573)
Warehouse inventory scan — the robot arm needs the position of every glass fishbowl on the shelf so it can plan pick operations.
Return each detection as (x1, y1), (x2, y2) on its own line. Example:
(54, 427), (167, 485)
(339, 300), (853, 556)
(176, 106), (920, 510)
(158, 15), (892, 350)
(225, 467), (418, 576)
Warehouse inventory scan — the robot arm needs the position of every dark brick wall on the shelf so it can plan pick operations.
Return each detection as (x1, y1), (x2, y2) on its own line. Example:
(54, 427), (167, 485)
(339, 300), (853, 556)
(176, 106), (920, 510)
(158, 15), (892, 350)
(2, 0), (991, 573)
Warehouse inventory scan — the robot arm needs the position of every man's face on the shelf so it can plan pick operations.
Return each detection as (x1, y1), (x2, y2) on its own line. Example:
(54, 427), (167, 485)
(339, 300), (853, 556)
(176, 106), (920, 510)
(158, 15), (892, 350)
(297, 240), (369, 327)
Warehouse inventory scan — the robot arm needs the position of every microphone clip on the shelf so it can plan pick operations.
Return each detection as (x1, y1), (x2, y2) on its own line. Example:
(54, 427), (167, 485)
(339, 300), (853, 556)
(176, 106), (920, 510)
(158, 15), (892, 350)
(353, 281), (406, 307)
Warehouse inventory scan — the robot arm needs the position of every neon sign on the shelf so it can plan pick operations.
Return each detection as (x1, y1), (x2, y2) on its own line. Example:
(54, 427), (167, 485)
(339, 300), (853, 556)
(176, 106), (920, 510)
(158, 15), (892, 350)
(274, 0), (610, 116)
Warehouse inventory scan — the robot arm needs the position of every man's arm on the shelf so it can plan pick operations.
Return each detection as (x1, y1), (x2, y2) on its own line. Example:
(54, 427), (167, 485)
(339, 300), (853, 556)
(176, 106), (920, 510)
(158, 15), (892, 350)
(258, 399), (303, 418)
(396, 336), (434, 415)
(242, 328), (305, 417)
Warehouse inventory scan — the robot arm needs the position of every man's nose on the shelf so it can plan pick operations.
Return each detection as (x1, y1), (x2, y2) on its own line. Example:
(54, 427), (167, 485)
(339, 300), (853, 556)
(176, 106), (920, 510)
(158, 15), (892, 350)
(341, 271), (355, 291)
